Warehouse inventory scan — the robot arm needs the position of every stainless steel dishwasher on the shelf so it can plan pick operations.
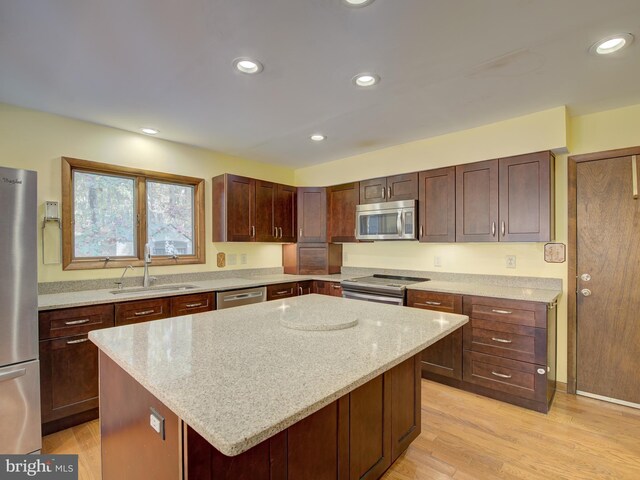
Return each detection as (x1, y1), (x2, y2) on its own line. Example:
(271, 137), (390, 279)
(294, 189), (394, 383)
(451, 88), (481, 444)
(216, 286), (267, 309)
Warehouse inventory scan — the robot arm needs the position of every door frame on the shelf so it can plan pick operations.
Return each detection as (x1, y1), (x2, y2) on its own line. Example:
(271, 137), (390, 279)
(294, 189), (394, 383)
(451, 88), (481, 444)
(567, 145), (640, 394)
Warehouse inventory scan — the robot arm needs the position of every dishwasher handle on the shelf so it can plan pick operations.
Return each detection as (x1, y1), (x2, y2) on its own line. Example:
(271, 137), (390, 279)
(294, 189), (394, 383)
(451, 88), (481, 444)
(223, 291), (264, 302)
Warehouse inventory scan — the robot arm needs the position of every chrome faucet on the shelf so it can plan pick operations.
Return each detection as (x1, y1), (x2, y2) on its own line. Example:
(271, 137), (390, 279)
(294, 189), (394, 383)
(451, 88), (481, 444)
(115, 265), (134, 290)
(143, 243), (153, 288)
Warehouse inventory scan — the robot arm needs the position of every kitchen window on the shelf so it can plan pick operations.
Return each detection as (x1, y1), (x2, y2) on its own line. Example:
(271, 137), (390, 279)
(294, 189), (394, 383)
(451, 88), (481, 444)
(62, 157), (205, 270)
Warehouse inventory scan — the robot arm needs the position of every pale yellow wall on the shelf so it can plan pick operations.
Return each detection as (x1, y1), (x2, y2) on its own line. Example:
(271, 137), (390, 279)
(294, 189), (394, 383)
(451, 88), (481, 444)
(0, 103), (295, 282)
(569, 103), (640, 154)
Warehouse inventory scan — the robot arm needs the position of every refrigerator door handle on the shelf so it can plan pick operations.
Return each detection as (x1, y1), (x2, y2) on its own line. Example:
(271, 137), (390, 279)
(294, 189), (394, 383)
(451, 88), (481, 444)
(0, 368), (26, 383)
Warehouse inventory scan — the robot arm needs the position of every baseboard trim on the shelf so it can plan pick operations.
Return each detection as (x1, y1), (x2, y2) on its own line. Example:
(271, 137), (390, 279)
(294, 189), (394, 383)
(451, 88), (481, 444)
(576, 390), (640, 410)
(556, 381), (567, 393)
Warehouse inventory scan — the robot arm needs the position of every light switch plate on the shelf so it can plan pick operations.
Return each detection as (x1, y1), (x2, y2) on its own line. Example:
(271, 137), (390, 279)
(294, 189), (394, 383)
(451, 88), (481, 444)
(506, 255), (516, 269)
(228, 253), (237, 265)
(434, 256), (442, 267)
(240, 253), (247, 265)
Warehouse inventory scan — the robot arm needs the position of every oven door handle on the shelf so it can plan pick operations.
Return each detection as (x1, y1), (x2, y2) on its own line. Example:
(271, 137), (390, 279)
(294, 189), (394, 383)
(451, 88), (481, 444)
(342, 290), (404, 305)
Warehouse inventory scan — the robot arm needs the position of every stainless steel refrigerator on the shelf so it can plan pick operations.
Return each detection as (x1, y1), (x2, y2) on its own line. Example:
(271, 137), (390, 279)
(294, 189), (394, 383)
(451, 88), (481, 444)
(0, 166), (41, 454)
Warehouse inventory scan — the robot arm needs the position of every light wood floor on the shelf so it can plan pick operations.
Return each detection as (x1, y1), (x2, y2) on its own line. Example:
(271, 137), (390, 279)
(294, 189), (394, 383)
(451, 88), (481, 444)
(43, 380), (640, 479)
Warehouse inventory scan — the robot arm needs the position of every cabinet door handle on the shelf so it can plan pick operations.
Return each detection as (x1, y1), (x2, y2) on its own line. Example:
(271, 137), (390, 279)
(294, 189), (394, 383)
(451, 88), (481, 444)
(299, 227), (303, 237)
(491, 371), (512, 379)
(279, 227), (283, 239)
(251, 225), (255, 238)
(273, 226), (277, 238)
(134, 309), (155, 316)
(185, 303), (203, 308)
(491, 309), (513, 315)
(64, 318), (90, 326)
(66, 338), (89, 345)
(491, 337), (512, 344)
(388, 186), (392, 199)
(491, 221), (496, 237)
(382, 187), (386, 199)
(298, 286), (303, 295)
(420, 225), (424, 238)
(501, 221), (506, 236)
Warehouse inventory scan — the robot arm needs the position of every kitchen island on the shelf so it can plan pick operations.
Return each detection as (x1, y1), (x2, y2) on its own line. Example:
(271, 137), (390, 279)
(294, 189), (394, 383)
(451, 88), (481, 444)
(90, 294), (467, 480)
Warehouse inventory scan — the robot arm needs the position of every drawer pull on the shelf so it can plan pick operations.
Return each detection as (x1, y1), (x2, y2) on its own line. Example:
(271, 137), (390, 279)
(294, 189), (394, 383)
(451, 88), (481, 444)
(422, 301), (442, 306)
(185, 303), (203, 308)
(491, 371), (512, 379)
(134, 309), (155, 316)
(276, 290), (289, 295)
(491, 309), (513, 315)
(491, 337), (512, 344)
(66, 338), (89, 345)
(64, 318), (90, 326)
(332, 285), (341, 289)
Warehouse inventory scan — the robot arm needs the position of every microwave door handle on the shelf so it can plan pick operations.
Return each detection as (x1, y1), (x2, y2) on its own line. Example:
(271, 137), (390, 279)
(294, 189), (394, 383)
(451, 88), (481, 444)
(397, 211), (403, 235)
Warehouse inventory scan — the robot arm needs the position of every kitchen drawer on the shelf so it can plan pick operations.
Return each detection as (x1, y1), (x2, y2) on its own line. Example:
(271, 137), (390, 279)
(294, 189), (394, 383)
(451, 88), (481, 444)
(115, 298), (171, 326)
(39, 304), (114, 340)
(170, 293), (215, 317)
(463, 351), (547, 403)
(267, 282), (298, 301)
(407, 290), (461, 313)
(464, 296), (547, 329)
(464, 321), (546, 364)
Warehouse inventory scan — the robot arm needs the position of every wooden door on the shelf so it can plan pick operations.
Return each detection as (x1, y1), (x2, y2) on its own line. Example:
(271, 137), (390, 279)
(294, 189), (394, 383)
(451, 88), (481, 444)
(40, 334), (99, 423)
(359, 177), (387, 204)
(456, 160), (498, 242)
(328, 182), (359, 242)
(418, 167), (455, 242)
(221, 174), (255, 242)
(255, 180), (276, 242)
(387, 173), (418, 201)
(297, 187), (327, 243)
(499, 151), (554, 242)
(576, 155), (640, 405)
(275, 184), (297, 242)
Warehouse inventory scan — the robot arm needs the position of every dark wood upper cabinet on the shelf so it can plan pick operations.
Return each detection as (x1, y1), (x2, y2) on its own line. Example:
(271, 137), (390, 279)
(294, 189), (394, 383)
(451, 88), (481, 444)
(359, 173), (418, 204)
(297, 187), (327, 243)
(499, 151), (555, 242)
(212, 174), (255, 242)
(275, 183), (297, 243)
(328, 182), (359, 243)
(456, 160), (499, 242)
(212, 173), (296, 243)
(418, 167), (456, 242)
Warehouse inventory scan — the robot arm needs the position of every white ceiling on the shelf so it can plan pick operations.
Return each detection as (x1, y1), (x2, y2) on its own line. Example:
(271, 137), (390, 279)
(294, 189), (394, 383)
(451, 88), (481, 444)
(1, 0), (639, 168)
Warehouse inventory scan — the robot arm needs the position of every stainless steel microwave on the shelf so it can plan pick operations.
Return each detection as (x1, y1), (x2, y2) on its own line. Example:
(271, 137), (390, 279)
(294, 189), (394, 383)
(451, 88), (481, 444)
(355, 200), (417, 241)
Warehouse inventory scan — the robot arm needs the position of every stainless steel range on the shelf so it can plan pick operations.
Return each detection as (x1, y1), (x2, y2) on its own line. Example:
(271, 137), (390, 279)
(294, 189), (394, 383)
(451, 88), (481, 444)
(341, 274), (429, 305)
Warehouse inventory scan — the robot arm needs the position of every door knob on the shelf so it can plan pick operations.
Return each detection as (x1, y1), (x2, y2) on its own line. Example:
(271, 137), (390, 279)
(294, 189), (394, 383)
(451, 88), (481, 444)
(581, 288), (592, 297)
(580, 273), (591, 281)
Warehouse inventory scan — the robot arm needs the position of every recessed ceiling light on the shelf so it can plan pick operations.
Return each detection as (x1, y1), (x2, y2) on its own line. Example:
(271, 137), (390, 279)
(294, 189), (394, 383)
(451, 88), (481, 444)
(233, 57), (264, 74)
(141, 127), (159, 135)
(591, 33), (634, 55)
(353, 73), (380, 87)
(343, 0), (375, 7)
(310, 134), (326, 142)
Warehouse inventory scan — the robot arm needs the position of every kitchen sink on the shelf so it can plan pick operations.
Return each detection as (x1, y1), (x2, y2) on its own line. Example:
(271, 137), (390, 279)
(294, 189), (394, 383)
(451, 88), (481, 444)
(110, 284), (199, 295)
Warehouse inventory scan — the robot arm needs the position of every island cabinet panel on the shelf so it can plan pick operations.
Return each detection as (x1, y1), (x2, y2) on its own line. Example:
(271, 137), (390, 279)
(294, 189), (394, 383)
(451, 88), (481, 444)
(407, 290), (463, 381)
(177, 355), (422, 480)
(297, 187), (327, 243)
(100, 352), (181, 480)
(328, 182), (359, 243)
(418, 167), (456, 243)
(39, 304), (114, 435)
(313, 280), (343, 297)
(170, 292), (215, 317)
(349, 372), (392, 480)
(456, 159), (499, 242)
(115, 298), (171, 326)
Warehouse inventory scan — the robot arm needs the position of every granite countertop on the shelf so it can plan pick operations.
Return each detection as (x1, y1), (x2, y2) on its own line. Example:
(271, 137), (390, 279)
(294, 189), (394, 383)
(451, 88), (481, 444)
(408, 280), (560, 303)
(89, 294), (468, 456)
(38, 273), (349, 311)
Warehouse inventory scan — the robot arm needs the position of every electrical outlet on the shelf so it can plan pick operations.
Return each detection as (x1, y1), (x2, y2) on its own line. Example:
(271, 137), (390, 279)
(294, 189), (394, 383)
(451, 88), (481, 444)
(240, 253), (247, 265)
(217, 252), (225, 268)
(149, 407), (165, 440)
(434, 256), (442, 267)
(506, 255), (516, 269)
(228, 253), (237, 265)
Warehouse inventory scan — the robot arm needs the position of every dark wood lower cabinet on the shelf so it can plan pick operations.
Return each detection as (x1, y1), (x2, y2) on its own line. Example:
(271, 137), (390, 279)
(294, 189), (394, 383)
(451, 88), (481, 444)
(101, 353), (421, 480)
